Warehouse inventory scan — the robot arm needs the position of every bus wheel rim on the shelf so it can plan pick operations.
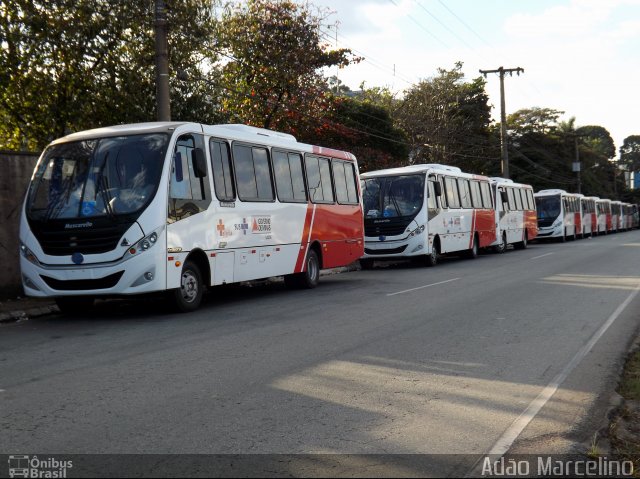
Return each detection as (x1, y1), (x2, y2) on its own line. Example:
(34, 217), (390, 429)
(181, 270), (199, 302)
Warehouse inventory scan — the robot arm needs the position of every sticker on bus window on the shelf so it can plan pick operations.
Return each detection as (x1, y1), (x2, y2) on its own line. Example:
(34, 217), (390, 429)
(81, 201), (96, 217)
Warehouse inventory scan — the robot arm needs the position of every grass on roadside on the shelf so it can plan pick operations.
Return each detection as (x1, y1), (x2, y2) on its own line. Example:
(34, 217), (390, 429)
(609, 348), (640, 475)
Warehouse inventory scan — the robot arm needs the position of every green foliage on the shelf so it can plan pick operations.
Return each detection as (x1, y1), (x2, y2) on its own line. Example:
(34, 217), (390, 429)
(0, 0), (220, 150)
(507, 109), (625, 198)
(215, 0), (358, 131)
(393, 62), (494, 173)
(620, 135), (640, 172)
(507, 107), (564, 134)
(303, 95), (408, 172)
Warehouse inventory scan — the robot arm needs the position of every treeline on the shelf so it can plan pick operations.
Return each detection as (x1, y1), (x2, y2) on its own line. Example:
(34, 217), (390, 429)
(1, 0), (638, 201)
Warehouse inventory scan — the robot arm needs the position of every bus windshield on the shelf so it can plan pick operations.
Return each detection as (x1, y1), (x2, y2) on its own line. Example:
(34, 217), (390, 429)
(26, 133), (168, 221)
(535, 195), (561, 220)
(363, 174), (425, 219)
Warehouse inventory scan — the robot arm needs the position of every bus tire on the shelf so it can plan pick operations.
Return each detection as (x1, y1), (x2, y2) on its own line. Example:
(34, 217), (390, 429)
(465, 235), (479, 259)
(514, 232), (528, 250)
(172, 260), (204, 313)
(285, 249), (320, 289)
(55, 296), (94, 315)
(494, 233), (507, 254)
(359, 258), (375, 270)
(426, 241), (440, 267)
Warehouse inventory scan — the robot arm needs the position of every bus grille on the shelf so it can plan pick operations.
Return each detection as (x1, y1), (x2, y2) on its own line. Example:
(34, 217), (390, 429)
(365, 219), (411, 237)
(41, 271), (124, 291)
(537, 218), (556, 228)
(365, 245), (408, 255)
(34, 223), (131, 256)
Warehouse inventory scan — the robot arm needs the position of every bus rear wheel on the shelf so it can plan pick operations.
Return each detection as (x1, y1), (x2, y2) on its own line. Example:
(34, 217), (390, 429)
(55, 296), (95, 315)
(465, 235), (479, 259)
(285, 249), (320, 289)
(172, 260), (204, 313)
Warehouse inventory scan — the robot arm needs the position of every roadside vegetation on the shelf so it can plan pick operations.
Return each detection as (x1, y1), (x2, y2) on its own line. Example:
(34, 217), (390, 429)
(609, 347), (640, 475)
(1, 0), (639, 201)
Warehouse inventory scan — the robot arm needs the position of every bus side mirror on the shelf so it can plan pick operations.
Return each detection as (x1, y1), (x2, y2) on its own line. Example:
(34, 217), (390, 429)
(500, 190), (508, 203)
(192, 148), (207, 178)
(434, 182), (442, 197)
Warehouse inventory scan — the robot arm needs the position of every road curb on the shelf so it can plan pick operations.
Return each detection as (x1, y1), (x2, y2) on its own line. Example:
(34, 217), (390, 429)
(0, 304), (60, 323)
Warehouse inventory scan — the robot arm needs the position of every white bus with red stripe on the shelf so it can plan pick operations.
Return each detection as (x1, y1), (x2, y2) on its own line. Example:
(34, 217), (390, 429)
(534, 189), (582, 241)
(611, 201), (623, 232)
(360, 164), (496, 267)
(19, 122), (364, 313)
(596, 198), (612, 234)
(581, 196), (598, 237)
(490, 178), (538, 252)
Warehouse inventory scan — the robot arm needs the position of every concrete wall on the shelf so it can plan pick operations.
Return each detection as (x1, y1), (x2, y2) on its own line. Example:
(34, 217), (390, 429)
(0, 151), (39, 299)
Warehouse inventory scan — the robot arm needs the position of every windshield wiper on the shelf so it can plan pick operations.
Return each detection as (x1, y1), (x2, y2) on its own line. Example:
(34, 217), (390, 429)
(98, 175), (116, 220)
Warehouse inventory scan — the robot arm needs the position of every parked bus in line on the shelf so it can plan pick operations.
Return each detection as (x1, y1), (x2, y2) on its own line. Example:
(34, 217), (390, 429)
(632, 204), (639, 229)
(359, 164), (496, 268)
(490, 177), (538, 252)
(20, 122), (364, 313)
(534, 189), (582, 241)
(596, 198), (612, 234)
(580, 196), (598, 237)
(611, 200), (623, 232)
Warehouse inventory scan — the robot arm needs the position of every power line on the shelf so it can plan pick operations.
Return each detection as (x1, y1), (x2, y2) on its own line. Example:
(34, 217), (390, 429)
(387, 0), (450, 48)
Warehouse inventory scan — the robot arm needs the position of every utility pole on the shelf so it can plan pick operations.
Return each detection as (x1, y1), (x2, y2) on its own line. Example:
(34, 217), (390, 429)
(574, 135), (582, 194)
(479, 66), (524, 179)
(155, 0), (171, 121)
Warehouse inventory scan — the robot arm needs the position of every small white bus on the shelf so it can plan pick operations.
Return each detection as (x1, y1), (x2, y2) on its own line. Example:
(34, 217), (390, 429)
(490, 177), (538, 252)
(360, 164), (496, 267)
(20, 122), (364, 313)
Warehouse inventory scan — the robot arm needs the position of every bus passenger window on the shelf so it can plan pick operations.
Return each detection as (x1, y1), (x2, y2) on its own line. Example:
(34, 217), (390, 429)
(210, 139), (234, 201)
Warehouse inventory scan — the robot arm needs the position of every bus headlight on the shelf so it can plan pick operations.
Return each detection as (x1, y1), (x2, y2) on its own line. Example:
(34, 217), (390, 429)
(126, 228), (162, 258)
(408, 225), (426, 237)
(20, 242), (40, 265)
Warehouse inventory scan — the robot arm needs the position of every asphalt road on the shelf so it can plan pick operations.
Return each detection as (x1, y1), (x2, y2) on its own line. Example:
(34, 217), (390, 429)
(2, 231), (640, 476)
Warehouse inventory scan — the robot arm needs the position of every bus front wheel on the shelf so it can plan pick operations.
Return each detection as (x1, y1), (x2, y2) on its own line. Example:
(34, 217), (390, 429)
(425, 242), (439, 267)
(172, 260), (204, 313)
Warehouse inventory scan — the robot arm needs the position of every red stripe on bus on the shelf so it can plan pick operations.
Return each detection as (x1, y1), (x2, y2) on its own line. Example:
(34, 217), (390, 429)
(294, 204), (314, 273)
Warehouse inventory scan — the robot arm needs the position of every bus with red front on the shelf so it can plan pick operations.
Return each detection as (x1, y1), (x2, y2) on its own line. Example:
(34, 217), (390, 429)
(611, 200), (623, 232)
(360, 164), (496, 268)
(20, 122), (364, 313)
(490, 177), (537, 252)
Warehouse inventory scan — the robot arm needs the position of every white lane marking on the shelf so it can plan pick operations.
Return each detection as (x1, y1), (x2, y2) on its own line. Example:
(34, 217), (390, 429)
(530, 252), (555, 260)
(387, 278), (460, 297)
(487, 282), (640, 457)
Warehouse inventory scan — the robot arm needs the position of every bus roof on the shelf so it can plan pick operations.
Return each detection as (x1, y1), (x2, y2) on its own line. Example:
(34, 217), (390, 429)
(490, 177), (533, 189)
(361, 163), (489, 180)
(49, 122), (356, 161)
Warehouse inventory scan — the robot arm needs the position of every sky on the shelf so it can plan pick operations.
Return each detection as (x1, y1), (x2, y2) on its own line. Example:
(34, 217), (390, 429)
(307, 0), (640, 157)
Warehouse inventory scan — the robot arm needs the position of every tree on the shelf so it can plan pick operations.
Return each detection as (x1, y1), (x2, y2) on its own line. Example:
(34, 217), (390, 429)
(393, 62), (494, 173)
(507, 107), (564, 135)
(0, 0), (220, 150)
(215, 0), (359, 131)
(619, 135), (640, 172)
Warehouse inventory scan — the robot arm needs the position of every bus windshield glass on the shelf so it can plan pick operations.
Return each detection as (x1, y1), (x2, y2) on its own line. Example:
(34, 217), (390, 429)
(535, 195), (561, 220)
(363, 174), (425, 219)
(26, 133), (168, 221)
